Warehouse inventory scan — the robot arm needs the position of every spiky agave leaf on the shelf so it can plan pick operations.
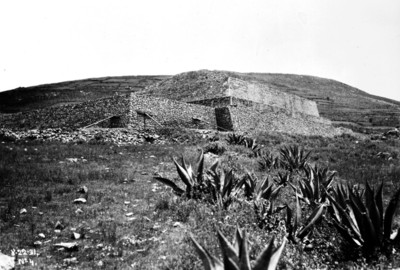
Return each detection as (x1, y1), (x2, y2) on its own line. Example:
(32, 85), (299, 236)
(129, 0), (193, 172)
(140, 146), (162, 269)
(253, 237), (287, 270)
(190, 233), (224, 270)
(153, 177), (185, 196)
(326, 188), (363, 245)
(196, 149), (205, 184)
(384, 187), (400, 240)
(297, 203), (326, 239)
(216, 230), (240, 268)
(294, 192), (301, 233)
(237, 230), (252, 270)
(173, 157), (193, 188)
(365, 182), (382, 243)
(192, 229), (286, 270)
(285, 193), (302, 243)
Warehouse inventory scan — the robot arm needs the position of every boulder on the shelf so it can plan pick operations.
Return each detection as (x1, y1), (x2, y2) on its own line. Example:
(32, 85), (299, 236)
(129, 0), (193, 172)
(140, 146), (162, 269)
(0, 252), (14, 270)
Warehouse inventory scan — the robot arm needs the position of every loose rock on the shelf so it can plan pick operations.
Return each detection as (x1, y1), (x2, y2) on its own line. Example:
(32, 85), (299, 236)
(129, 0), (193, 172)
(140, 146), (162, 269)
(0, 252), (14, 270)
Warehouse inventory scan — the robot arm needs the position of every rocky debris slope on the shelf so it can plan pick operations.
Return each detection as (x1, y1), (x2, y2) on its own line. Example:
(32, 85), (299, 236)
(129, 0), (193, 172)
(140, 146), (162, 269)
(141, 70), (230, 102)
(0, 94), (129, 130)
(0, 128), (165, 145)
(370, 127), (400, 141)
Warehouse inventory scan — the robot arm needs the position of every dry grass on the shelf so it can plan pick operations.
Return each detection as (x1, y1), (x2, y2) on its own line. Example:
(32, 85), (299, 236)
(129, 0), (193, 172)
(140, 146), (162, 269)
(1, 132), (400, 269)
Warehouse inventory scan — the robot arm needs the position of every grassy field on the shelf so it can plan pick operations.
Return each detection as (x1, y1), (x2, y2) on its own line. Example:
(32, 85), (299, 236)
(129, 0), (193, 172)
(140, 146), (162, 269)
(1, 130), (400, 269)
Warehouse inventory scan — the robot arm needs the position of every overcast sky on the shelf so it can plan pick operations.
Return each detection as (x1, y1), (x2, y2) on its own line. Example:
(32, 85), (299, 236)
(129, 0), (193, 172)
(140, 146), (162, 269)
(1, 0), (399, 101)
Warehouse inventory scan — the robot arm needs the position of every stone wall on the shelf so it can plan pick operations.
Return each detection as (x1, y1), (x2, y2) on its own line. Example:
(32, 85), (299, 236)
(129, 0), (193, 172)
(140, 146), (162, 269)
(218, 104), (338, 137)
(225, 77), (320, 117)
(128, 94), (217, 131)
(0, 93), (217, 131)
(0, 95), (130, 130)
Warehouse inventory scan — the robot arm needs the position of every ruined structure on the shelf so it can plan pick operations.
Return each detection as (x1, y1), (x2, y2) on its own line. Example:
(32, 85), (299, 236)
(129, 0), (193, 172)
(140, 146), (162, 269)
(0, 70), (343, 136)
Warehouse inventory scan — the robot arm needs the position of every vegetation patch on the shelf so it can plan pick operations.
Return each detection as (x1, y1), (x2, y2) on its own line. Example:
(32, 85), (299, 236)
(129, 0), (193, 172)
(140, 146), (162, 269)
(1, 131), (400, 269)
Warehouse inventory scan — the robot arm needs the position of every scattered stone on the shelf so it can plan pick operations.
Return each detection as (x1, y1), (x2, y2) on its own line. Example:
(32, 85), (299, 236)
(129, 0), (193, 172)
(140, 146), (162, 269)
(96, 243), (104, 250)
(75, 208), (83, 214)
(38, 233), (45, 239)
(124, 201), (130, 205)
(376, 151), (393, 160)
(73, 198), (87, 204)
(173, 222), (184, 228)
(0, 252), (14, 270)
(54, 242), (78, 251)
(125, 212), (134, 217)
(152, 224), (161, 230)
(34, 241), (43, 246)
(55, 221), (65, 230)
(54, 229), (61, 234)
(143, 216), (151, 222)
(0, 128), (167, 146)
(97, 261), (104, 267)
(304, 243), (314, 251)
(72, 232), (81, 240)
(63, 257), (78, 264)
(78, 186), (88, 194)
(20, 208), (27, 214)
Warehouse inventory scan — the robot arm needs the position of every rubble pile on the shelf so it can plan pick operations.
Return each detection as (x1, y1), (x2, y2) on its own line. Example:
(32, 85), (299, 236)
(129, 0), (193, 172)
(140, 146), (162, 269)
(0, 128), (164, 145)
(371, 127), (400, 141)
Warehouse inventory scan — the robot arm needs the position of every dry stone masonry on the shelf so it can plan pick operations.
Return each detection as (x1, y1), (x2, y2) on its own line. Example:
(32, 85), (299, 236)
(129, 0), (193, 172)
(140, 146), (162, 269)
(0, 70), (351, 138)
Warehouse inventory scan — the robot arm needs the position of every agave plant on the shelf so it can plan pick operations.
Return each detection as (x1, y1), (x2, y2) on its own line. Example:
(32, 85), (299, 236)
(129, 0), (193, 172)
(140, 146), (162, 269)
(226, 133), (246, 146)
(154, 150), (216, 199)
(207, 168), (242, 209)
(240, 172), (282, 202)
(285, 193), (327, 244)
(293, 165), (336, 206)
(243, 137), (261, 152)
(326, 182), (400, 257)
(190, 228), (287, 270)
(274, 172), (292, 187)
(258, 153), (279, 172)
(254, 199), (287, 230)
(279, 145), (311, 172)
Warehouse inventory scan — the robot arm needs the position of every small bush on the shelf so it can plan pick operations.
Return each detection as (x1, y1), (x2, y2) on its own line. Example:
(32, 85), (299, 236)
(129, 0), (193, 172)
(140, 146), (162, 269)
(203, 141), (226, 155)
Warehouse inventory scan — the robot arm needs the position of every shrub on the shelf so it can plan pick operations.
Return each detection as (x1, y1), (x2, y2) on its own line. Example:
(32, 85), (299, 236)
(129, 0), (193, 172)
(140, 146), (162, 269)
(203, 141), (227, 155)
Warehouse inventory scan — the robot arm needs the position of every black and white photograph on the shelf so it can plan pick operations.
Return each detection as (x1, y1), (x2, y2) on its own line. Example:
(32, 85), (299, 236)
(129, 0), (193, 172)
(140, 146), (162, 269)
(1, 1), (400, 269)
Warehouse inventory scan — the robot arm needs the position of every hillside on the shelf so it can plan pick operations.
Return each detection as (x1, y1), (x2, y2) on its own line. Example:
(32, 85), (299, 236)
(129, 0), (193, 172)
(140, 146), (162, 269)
(239, 72), (400, 130)
(0, 75), (169, 113)
(1, 70), (399, 132)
